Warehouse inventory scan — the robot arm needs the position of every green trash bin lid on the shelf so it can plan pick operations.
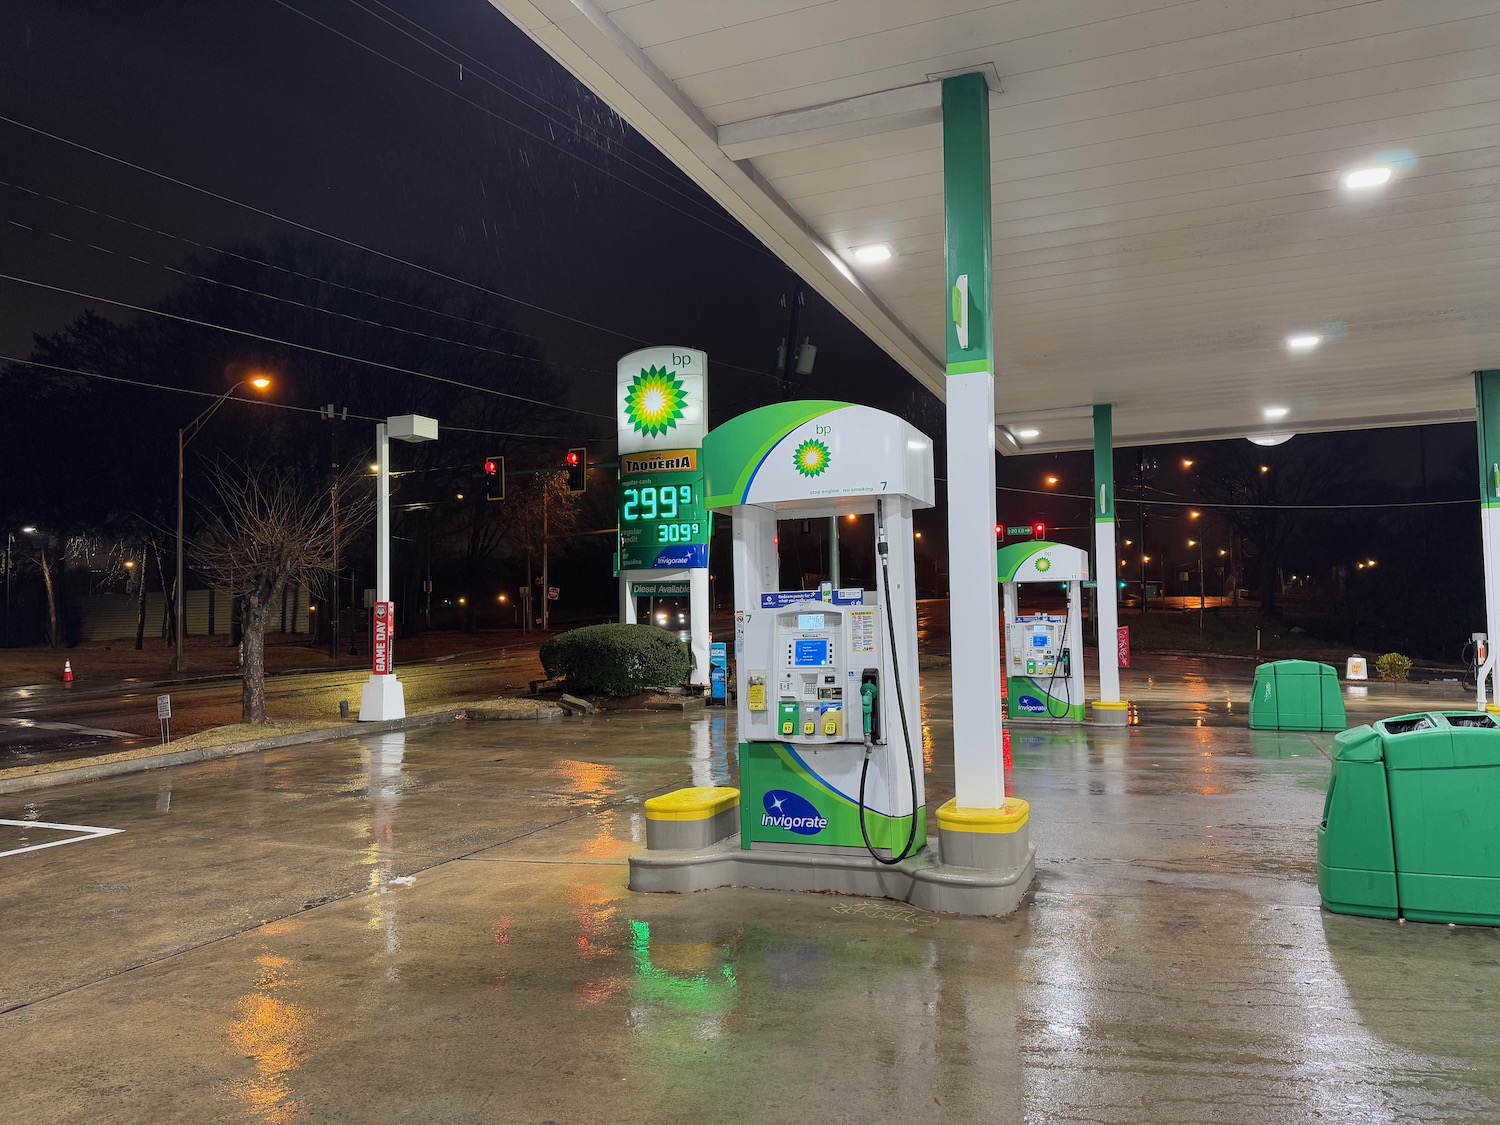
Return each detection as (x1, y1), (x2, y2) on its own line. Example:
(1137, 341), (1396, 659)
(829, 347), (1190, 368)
(1332, 724), (1382, 762)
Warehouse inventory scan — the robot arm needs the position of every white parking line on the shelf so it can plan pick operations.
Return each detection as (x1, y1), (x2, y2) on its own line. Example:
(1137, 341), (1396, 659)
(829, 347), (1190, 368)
(0, 819), (124, 858)
(0, 718), (138, 738)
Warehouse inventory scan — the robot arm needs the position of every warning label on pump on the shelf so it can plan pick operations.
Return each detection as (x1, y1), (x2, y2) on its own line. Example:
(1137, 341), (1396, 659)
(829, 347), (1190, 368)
(849, 610), (876, 654)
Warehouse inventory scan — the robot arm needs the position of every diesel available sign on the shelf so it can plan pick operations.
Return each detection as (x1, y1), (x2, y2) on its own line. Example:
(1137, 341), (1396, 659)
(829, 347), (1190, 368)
(372, 601), (394, 674)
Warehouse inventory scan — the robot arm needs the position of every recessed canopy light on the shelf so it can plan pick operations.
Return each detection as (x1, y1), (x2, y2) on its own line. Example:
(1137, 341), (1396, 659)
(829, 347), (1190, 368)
(1249, 433), (1295, 447)
(1263, 406), (1288, 420)
(1286, 334), (1321, 352)
(1014, 428), (1040, 439)
(1343, 166), (1392, 190)
(851, 243), (893, 263)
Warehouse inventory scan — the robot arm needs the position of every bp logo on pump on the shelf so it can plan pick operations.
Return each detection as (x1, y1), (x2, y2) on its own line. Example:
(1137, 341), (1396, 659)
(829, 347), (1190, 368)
(761, 789), (827, 835)
(792, 439), (830, 478)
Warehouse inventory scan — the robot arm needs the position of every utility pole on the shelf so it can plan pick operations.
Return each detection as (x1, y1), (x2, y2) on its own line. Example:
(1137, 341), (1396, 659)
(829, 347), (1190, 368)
(541, 486), (550, 631)
(321, 404), (349, 661)
(778, 281), (805, 401)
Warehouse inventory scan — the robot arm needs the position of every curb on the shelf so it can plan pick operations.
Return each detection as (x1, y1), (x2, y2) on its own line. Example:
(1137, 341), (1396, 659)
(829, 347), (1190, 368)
(0, 704), (560, 796)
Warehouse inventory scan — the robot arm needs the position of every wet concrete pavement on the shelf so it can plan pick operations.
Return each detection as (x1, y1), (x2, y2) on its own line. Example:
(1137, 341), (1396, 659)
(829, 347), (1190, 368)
(4, 665), (1499, 1122)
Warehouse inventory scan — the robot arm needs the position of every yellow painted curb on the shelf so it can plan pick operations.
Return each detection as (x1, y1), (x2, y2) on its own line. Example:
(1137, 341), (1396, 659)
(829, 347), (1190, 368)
(644, 786), (740, 823)
(1092, 700), (1131, 711)
(936, 797), (1030, 835)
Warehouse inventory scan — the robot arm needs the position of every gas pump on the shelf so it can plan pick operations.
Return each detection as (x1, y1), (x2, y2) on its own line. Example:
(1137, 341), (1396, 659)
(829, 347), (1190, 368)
(1467, 631), (1489, 701)
(998, 540), (1088, 722)
(630, 399), (1037, 917)
(719, 402), (933, 863)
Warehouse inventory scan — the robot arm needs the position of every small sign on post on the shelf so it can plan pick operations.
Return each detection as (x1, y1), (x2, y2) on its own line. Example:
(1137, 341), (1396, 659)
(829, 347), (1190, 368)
(547, 587), (560, 601)
(1117, 626), (1131, 669)
(371, 601), (394, 675)
(157, 694), (172, 744)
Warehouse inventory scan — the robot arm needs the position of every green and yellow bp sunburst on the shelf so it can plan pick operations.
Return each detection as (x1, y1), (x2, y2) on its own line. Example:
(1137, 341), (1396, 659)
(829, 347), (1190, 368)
(792, 438), (831, 478)
(623, 366), (687, 437)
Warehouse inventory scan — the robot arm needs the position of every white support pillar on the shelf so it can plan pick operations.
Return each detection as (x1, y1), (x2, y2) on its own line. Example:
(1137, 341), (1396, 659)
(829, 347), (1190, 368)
(947, 372), (1006, 808)
(689, 566), (710, 687)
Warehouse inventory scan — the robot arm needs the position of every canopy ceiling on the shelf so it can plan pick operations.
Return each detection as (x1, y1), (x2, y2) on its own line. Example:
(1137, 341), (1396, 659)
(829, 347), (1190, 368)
(490, 0), (1500, 452)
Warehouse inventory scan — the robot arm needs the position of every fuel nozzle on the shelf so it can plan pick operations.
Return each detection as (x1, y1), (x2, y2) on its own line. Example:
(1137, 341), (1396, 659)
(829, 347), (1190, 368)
(860, 668), (880, 755)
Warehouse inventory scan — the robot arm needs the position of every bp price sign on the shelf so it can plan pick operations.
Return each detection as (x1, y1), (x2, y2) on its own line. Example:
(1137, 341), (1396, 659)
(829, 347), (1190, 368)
(618, 450), (708, 569)
(617, 347), (709, 570)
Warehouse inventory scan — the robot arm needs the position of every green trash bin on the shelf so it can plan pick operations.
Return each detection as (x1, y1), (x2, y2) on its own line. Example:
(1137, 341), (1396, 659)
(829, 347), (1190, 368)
(1317, 724), (1397, 918)
(1249, 659), (1346, 732)
(1318, 711), (1500, 925)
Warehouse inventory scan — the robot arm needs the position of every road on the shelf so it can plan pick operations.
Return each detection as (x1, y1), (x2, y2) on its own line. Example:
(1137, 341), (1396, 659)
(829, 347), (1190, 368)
(0, 644), (548, 768)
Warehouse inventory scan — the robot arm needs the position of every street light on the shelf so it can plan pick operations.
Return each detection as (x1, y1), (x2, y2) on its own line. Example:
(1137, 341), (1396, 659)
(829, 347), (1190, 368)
(1188, 537), (1205, 631)
(176, 374), (272, 672)
(360, 414), (439, 721)
(4, 526), (35, 648)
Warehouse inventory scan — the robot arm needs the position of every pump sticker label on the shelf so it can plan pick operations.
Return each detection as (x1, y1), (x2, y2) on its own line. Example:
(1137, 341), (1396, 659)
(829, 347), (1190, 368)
(1017, 695), (1047, 715)
(849, 610), (876, 654)
(762, 591), (819, 608)
(761, 790), (828, 835)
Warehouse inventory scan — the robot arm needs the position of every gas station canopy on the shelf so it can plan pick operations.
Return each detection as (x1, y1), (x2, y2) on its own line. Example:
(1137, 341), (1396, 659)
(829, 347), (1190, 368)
(490, 0), (1500, 452)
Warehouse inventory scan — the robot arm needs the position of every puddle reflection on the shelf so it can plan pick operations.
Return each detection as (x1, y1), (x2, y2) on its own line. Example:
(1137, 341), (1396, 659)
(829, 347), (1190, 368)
(225, 922), (315, 1124)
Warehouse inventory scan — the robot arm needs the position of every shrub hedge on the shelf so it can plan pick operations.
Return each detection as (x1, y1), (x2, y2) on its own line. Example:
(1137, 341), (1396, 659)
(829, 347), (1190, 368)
(1376, 651), (1413, 682)
(539, 623), (690, 697)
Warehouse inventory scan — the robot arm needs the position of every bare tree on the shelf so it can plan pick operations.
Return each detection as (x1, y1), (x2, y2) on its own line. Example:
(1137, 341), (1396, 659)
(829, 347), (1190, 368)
(193, 462), (372, 722)
(502, 471), (580, 630)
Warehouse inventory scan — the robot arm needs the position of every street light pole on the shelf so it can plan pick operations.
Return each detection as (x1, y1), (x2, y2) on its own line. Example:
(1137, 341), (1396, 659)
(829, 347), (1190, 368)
(359, 414), (438, 721)
(175, 376), (271, 673)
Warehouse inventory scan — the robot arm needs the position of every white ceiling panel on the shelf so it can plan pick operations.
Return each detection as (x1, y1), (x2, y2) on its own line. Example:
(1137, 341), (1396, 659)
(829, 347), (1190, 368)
(490, 0), (1500, 451)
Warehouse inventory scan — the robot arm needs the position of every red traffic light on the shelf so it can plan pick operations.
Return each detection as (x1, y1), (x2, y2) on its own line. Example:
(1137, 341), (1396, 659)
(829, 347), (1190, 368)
(1032, 521), (1046, 540)
(566, 450), (580, 467)
(484, 459), (498, 475)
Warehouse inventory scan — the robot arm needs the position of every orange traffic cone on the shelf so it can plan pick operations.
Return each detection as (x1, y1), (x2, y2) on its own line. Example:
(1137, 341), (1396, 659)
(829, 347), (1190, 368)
(63, 660), (73, 683)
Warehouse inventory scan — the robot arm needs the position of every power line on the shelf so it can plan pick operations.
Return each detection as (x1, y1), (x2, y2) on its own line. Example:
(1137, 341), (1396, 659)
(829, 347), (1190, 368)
(0, 273), (614, 421)
(266, 0), (770, 255)
(0, 177), (635, 366)
(0, 175), (785, 388)
(0, 355), (576, 441)
(0, 113), (648, 345)
(3, 217), (615, 380)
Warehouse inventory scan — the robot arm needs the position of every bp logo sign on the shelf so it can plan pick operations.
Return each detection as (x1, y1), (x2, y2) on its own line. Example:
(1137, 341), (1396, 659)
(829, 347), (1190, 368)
(623, 366), (687, 437)
(1035, 556), (1052, 573)
(792, 438), (831, 478)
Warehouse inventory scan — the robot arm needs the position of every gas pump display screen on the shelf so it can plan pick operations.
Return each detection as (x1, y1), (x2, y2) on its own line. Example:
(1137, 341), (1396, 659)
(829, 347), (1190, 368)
(797, 613), (826, 630)
(1031, 634), (1049, 649)
(792, 639), (833, 667)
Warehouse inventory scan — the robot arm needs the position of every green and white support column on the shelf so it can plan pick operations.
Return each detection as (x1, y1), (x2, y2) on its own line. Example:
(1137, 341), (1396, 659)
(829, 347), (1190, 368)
(939, 73), (1032, 904)
(1092, 405), (1129, 725)
(942, 72), (1005, 808)
(1475, 371), (1500, 711)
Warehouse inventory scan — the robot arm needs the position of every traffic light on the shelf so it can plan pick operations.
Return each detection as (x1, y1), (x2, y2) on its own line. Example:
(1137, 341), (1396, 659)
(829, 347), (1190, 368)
(566, 447), (587, 493)
(1032, 521), (1046, 541)
(484, 456), (504, 501)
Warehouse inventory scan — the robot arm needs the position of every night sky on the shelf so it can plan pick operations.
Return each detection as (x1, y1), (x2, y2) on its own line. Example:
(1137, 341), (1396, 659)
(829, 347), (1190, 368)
(0, 0), (1483, 631)
(0, 0), (935, 423)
